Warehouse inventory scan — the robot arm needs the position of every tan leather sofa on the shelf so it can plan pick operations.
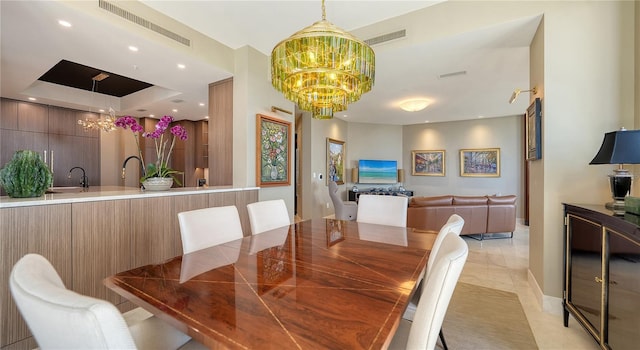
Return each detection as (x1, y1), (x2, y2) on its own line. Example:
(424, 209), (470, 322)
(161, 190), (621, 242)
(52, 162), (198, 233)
(407, 195), (517, 239)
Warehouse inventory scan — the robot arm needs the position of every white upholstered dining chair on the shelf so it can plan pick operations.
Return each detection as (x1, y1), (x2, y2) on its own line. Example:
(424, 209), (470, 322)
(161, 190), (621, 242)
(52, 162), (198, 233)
(402, 214), (465, 348)
(178, 205), (244, 254)
(389, 232), (469, 350)
(9, 253), (192, 350)
(356, 194), (408, 227)
(246, 199), (290, 235)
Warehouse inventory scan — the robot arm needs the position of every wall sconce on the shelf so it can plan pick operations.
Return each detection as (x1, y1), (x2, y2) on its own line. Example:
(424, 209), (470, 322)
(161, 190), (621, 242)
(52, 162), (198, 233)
(508, 87), (538, 104)
(271, 106), (292, 115)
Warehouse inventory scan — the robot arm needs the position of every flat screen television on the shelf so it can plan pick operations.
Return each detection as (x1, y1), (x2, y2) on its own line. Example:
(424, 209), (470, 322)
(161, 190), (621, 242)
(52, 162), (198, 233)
(358, 159), (397, 184)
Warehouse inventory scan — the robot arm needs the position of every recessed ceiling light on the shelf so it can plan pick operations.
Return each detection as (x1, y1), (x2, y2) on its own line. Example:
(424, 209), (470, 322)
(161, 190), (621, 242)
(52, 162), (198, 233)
(204, 116), (210, 119)
(149, 114), (155, 118)
(99, 109), (105, 113)
(58, 20), (71, 28)
(343, 115), (348, 118)
(172, 109), (178, 113)
(424, 120), (430, 123)
(128, 45), (138, 52)
(399, 99), (431, 112)
(28, 97), (36, 101)
(199, 103), (205, 107)
(177, 64), (186, 69)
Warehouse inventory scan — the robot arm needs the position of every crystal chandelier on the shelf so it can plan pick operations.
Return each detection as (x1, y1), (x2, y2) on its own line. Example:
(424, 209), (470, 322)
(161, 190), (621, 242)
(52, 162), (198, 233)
(78, 107), (117, 132)
(77, 74), (117, 132)
(271, 0), (375, 119)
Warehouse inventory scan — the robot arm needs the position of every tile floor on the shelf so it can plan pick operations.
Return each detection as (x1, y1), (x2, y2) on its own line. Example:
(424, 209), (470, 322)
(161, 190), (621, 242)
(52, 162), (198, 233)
(460, 222), (600, 350)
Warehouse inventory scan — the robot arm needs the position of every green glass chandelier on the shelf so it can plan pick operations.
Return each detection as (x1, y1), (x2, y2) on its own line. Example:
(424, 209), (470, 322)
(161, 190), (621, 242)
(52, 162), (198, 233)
(271, 0), (375, 119)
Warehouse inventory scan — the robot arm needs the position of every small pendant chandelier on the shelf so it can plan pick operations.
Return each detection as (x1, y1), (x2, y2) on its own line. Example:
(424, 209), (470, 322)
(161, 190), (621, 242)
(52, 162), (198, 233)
(77, 74), (117, 132)
(271, 0), (375, 119)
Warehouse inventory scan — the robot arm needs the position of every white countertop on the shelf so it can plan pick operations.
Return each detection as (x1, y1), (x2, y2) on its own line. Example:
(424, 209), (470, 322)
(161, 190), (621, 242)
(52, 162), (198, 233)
(0, 186), (259, 208)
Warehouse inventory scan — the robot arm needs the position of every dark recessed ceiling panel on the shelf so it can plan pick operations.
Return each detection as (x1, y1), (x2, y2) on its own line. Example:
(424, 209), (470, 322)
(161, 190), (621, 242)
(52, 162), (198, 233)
(38, 60), (152, 97)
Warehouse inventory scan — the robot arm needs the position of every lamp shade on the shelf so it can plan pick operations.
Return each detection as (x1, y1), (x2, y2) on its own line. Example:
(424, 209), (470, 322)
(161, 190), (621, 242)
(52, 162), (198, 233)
(351, 168), (358, 183)
(589, 129), (640, 165)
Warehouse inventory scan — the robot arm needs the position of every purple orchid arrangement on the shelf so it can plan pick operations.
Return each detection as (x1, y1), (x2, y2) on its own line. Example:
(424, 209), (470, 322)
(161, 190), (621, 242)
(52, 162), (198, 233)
(115, 115), (188, 184)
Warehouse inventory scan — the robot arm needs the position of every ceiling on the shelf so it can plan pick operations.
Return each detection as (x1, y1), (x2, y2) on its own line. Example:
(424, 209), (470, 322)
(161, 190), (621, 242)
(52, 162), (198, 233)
(0, 0), (541, 125)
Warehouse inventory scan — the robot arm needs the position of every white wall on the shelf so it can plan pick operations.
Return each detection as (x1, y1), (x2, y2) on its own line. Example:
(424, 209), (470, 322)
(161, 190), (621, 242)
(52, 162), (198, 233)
(402, 116), (523, 215)
(537, 1), (635, 301)
(233, 46), (295, 221)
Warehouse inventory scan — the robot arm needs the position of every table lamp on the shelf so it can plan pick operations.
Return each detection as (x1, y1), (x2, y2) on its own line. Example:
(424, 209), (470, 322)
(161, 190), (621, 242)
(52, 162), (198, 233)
(589, 128), (640, 212)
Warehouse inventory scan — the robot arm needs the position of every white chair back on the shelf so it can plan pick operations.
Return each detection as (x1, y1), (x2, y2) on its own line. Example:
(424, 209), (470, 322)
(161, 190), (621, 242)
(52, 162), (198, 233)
(10, 254), (192, 350)
(427, 214), (465, 277)
(356, 194), (408, 227)
(178, 205), (244, 254)
(246, 199), (290, 235)
(10, 254), (139, 349)
(407, 232), (468, 349)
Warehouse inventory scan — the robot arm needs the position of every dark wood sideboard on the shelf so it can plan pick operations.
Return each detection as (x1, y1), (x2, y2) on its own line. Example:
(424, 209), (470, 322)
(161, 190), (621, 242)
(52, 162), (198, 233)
(563, 203), (640, 349)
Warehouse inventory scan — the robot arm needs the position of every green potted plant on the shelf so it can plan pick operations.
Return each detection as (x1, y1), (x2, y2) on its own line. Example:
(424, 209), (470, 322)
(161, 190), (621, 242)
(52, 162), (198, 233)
(0, 150), (53, 198)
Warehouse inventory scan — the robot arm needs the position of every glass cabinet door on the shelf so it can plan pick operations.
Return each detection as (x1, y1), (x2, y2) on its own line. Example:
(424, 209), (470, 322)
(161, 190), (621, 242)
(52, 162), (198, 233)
(607, 229), (640, 349)
(567, 214), (604, 341)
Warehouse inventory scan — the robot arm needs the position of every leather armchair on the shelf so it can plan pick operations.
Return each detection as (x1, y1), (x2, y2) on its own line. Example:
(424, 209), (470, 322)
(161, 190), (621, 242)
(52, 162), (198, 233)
(329, 181), (358, 221)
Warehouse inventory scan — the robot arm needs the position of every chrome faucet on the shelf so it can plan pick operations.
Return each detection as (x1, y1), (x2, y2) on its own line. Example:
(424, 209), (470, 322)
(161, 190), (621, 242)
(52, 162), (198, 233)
(68, 166), (88, 188)
(122, 155), (146, 180)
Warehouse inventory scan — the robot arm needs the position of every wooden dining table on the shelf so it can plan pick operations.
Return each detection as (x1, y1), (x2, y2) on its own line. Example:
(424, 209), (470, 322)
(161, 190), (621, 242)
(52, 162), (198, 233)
(105, 218), (435, 349)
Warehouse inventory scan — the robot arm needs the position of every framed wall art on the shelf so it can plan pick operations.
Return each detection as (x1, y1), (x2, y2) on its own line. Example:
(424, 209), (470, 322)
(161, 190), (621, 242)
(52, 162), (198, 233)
(411, 150), (445, 176)
(256, 114), (291, 187)
(526, 97), (542, 160)
(327, 138), (345, 185)
(460, 148), (500, 177)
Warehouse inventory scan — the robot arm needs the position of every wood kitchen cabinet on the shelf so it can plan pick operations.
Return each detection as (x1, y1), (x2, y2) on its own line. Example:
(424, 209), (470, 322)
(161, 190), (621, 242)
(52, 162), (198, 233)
(563, 204), (640, 349)
(0, 98), (100, 188)
(0, 204), (72, 349)
(0, 188), (257, 349)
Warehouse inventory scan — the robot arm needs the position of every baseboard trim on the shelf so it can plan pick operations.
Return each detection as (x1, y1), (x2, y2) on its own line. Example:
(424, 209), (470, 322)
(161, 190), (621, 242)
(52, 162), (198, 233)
(527, 269), (563, 315)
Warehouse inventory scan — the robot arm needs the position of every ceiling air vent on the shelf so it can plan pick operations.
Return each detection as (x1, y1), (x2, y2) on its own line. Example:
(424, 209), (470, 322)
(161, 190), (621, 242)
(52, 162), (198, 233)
(98, 0), (191, 47)
(364, 29), (406, 46)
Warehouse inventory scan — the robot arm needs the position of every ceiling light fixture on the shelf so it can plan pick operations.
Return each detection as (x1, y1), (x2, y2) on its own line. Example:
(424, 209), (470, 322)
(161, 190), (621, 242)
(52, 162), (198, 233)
(77, 74), (117, 132)
(509, 86), (538, 104)
(270, 0), (375, 120)
(399, 99), (430, 112)
(58, 20), (71, 27)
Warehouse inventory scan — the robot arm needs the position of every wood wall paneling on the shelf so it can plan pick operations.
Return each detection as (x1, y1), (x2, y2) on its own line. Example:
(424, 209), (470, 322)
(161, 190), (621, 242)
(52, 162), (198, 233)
(0, 98), (100, 191)
(0, 98), (18, 130)
(71, 200), (131, 305)
(17, 102), (48, 133)
(208, 78), (233, 186)
(0, 204), (72, 348)
(48, 134), (100, 187)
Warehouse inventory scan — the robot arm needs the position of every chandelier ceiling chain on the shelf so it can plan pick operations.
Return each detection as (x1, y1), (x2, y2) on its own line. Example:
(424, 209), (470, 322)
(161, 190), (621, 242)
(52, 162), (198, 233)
(270, 0), (375, 119)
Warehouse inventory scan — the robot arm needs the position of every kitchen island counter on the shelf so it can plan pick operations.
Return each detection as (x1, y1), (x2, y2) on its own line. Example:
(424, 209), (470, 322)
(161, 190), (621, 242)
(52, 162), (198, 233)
(0, 186), (258, 208)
